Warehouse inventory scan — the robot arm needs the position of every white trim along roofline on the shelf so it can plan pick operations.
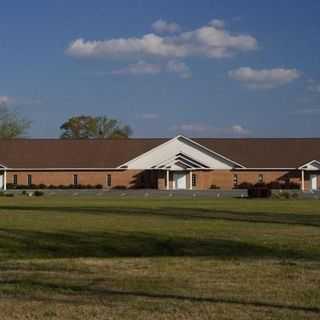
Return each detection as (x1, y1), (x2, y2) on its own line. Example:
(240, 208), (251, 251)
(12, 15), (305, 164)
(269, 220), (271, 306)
(298, 160), (320, 170)
(118, 135), (247, 169)
(180, 135), (246, 168)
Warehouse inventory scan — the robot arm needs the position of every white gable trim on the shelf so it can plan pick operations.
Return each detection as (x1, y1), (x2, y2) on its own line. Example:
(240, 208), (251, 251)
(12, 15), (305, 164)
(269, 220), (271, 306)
(298, 160), (320, 170)
(150, 151), (211, 169)
(0, 163), (8, 169)
(180, 135), (245, 168)
(118, 135), (246, 170)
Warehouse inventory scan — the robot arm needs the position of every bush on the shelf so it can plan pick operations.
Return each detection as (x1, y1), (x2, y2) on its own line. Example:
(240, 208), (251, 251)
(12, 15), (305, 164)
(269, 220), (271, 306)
(236, 182), (254, 189)
(34, 190), (44, 197)
(248, 187), (271, 198)
(112, 185), (127, 190)
(210, 184), (220, 189)
(95, 184), (103, 189)
(283, 182), (300, 190)
(16, 185), (27, 190)
(267, 181), (300, 190)
(267, 181), (283, 189)
(254, 182), (267, 188)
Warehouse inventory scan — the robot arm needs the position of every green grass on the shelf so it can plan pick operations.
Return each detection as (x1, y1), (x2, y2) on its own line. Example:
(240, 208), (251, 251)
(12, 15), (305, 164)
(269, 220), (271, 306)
(0, 196), (319, 319)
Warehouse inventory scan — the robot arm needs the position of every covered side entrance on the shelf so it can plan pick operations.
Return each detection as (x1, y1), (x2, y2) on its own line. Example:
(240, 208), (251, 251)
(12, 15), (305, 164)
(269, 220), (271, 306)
(118, 135), (244, 190)
(300, 160), (320, 192)
(0, 168), (7, 191)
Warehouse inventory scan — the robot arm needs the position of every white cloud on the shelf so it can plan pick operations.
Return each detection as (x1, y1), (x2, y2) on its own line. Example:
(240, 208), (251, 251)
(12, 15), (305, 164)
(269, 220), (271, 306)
(171, 123), (251, 137)
(228, 67), (300, 89)
(166, 60), (192, 79)
(139, 113), (159, 120)
(66, 21), (257, 59)
(111, 60), (191, 79)
(0, 96), (11, 105)
(230, 124), (250, 135)
(111, 61), (161, 75)
(152, 19), (181, 34)
(173, 123), (212, 133)
(209, 19), (225, 29)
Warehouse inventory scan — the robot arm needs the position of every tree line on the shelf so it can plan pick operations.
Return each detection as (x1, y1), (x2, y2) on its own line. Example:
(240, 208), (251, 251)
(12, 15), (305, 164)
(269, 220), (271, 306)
(0, 103), (132, 139)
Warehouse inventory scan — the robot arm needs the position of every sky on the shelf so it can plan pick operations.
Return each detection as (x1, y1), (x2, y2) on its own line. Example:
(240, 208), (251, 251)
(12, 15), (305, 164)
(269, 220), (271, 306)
(0, 0), (320, 138)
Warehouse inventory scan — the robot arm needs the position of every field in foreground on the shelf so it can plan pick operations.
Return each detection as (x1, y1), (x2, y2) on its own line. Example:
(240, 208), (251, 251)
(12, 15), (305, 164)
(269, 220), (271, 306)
(0, 196), (319, 319)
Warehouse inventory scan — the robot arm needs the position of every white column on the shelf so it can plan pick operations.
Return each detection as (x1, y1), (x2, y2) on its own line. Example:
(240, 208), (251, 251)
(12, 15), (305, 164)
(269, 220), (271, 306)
(3, 171), (7, 191)
(166, 170), (169, 190)
(190, 171), (193, 190)
(301, 170), (305, 192)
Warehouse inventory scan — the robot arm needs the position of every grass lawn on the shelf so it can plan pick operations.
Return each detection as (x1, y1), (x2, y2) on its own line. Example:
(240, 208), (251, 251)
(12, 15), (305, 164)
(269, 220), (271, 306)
(0, 196), (319, 319)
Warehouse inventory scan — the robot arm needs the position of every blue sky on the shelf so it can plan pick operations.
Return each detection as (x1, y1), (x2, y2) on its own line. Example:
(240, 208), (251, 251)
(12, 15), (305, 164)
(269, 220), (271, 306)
(0, 0), (320, 138)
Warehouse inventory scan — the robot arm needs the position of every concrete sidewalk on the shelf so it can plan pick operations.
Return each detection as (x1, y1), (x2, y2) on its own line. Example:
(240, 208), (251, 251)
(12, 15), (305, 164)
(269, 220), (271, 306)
(7, 188), (248, 198)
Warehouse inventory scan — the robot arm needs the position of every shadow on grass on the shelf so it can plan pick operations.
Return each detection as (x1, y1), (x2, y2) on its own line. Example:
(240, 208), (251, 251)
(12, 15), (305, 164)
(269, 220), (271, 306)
(0, 204), (320, 227)
(1, 278), (319, 314)
(0, 228), (317, 260)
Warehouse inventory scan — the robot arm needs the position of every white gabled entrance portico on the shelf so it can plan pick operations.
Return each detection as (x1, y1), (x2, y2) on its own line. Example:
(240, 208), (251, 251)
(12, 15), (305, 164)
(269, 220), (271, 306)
(119, 135), (244, 190)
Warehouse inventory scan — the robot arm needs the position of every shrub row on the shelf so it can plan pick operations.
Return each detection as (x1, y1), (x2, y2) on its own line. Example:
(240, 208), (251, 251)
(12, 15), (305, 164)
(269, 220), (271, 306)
(272, 191), (300, 199)
(247, 187), (272, 198)
(7, 184), (103, 190)
(234, 181), (300, 190)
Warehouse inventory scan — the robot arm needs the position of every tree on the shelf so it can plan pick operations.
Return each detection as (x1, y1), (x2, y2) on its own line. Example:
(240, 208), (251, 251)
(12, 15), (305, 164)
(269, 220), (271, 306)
(0, 104), (31, 138)
(60, 115), (132, 139)
(94, 116), (132, 139)
(60, 116), (96, 139)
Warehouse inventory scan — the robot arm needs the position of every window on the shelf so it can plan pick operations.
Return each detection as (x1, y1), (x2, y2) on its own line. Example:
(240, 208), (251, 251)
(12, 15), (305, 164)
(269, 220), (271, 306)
(192, 174), (197, 187)
(73, 174), (78, 185)
(233, 174), (238, 187)
(13, 174), (18, 185)
(107, 174), (112, 187)
(27, 174), (32, 186)
(258, 174), (264, 183)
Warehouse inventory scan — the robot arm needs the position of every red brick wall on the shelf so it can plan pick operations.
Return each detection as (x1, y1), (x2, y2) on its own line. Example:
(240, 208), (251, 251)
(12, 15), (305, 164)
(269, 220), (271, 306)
(7, 170), (149, 189)
(175, 170), (302, 190)
(5, 169), (308, 190)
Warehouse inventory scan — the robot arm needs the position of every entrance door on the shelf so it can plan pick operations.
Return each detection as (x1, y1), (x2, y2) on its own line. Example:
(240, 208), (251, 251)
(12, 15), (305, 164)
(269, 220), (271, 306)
(173, 172), (187, 189)
(0, 175), (3, 189)
(310, 174), (318, 191)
